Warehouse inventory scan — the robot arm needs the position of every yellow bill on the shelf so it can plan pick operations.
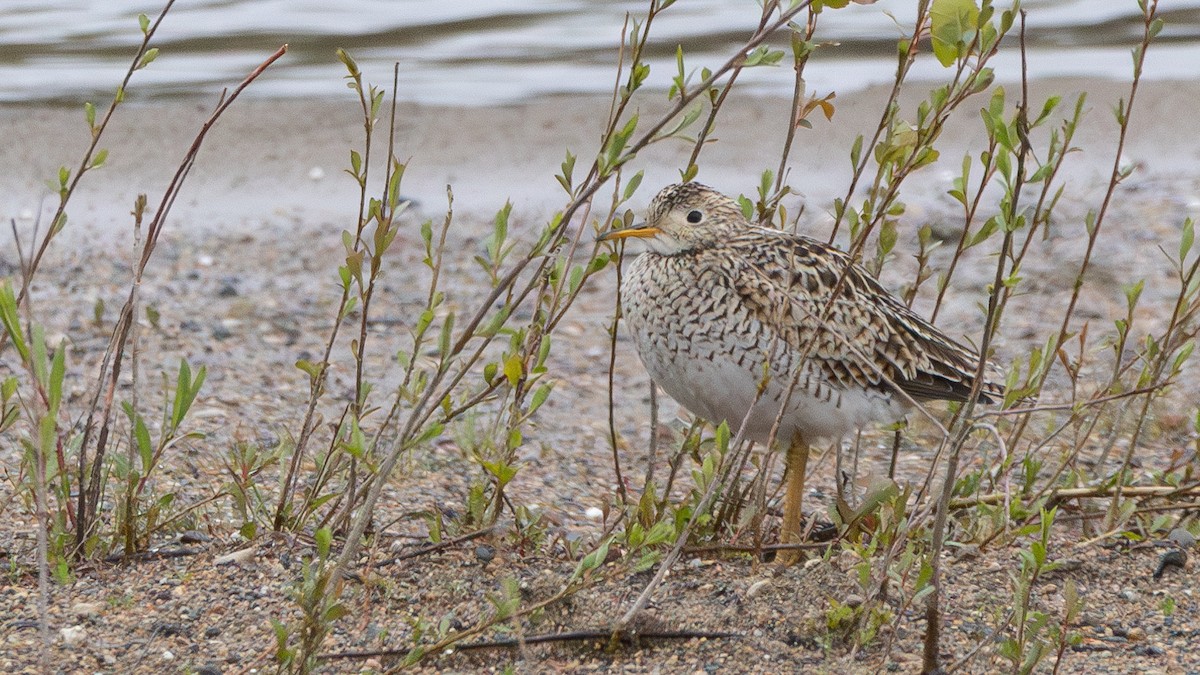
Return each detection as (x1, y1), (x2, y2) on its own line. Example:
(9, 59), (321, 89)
(597, 225), (661, 242)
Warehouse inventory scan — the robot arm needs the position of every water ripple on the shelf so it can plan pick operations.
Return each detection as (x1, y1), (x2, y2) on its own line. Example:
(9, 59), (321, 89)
(1, 0), (1197, 104)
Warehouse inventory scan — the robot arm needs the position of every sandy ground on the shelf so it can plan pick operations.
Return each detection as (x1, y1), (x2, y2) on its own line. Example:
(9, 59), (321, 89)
(2, 79), (1200, 673)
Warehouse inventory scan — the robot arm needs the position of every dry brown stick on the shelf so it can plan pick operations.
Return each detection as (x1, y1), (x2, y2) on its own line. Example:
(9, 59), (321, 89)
(683, 540), (833, 555)
(377, 525), (498, 566)
(950, 484), (1200, 510)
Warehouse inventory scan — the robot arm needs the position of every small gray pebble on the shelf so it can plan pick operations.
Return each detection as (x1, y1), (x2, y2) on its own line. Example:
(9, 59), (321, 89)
(1168, 528), (1196, 549)
(204, 626), (221, 638)
(1134, 644), (1165, 657)
(474, 544), (495, 565)
(150, 620), (189, 637)
(218, 276), (240, 297)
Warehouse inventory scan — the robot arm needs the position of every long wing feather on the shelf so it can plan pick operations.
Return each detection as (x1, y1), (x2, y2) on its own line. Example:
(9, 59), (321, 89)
(727, 227), (1003, 404)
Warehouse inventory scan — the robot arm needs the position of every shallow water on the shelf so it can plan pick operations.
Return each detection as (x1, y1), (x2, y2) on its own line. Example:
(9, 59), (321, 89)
(1, 1), (1198, 105)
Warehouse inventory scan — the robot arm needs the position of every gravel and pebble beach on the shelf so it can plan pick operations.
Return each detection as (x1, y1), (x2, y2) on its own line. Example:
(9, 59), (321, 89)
(3, 79), (1200, 672)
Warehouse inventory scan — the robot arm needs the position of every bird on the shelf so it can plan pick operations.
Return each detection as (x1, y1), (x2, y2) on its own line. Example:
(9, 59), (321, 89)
(599, 182), (1003, 563)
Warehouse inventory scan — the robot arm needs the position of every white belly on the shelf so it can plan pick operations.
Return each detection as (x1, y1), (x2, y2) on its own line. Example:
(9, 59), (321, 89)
(621, 255), (907, 444)
(633, 328), (906, 443)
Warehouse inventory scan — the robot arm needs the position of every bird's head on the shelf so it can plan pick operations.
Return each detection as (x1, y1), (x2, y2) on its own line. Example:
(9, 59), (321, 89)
(598, 182), (746, 254)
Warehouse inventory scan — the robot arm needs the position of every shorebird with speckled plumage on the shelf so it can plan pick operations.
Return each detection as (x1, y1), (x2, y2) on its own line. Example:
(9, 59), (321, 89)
(599, 182), (1003, 563)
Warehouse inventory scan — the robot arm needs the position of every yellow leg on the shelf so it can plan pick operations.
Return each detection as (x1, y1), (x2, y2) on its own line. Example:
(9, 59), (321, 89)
(778, 432), (809, 566)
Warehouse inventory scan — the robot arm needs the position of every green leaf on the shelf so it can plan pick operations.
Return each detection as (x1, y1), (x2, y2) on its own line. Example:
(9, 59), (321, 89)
(482, 459), (518, 487)
(737, 195), (753, 220)
(31, 324), (48, 389)
(323, 603), (348, 623)
(655, 103), (703, 141)
(240, 521), (257, 540)
(171, 359), (191, 427)
(477, 305), (511, 339)
(122, 403), (153, 469)
(295, 359), (324, 382)
(812, 0), (852, 10)
(38, 414), (57, 463)
(930, 0), (980, 67)
(503, 354), (523, 387)
(315, 527), (333, 558)
(48, 340), (66, 414)
(438, 312), (455, 358)
(602, 116), (639, 173)
(557, 151), (576, 194)
(412, 421), (444, 447)
(137, 48), (160, 70)
(536, 334), (552, 370)
(878, 220), (898, 256)
(0, 282), (29, 362)
(486, 202), (511, 264)
(138, 13), (150, 34)
(743, 46), (784, 68)
(623, 171), (644, 203)
(387, 162), (406, 210)
(567, 264), (585, 295)
(528, 383), (553, 415)
(336, 48), (361, 78)
(1149, 17), (1165, 39)
(572, 538), (612, 582)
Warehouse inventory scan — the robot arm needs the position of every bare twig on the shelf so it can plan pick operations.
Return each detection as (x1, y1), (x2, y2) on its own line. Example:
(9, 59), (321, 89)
(378, 525), (498, 566)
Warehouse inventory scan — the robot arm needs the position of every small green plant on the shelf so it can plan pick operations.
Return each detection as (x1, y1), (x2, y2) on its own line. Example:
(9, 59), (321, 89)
(273, 527), (346, 672)
(996, 508), (1083, 674)
(1159, 596), (1176, 618)
(221, 438), (285, 540)
(113, 359), (206, 555)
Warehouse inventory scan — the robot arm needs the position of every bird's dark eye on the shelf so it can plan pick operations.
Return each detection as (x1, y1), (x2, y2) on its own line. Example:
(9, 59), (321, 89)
(686, 210), (703, 224)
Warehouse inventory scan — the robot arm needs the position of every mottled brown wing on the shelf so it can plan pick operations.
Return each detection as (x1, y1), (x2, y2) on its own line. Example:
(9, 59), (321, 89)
(730, 228), (1002, 404)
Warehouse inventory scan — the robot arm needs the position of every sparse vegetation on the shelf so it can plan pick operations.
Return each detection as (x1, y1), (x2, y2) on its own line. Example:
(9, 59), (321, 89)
(2, 0), (1198, 673)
